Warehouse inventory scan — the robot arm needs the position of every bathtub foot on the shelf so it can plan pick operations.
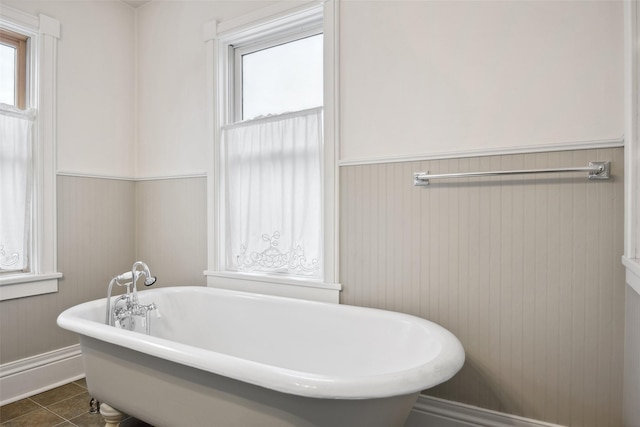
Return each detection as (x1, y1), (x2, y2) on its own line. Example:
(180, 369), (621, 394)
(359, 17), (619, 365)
(89, 397), (100, 413)
(100, 403), (124, 427)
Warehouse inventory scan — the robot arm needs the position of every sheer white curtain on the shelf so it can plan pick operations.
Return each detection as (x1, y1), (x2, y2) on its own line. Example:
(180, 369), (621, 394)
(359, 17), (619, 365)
(0, 104), (34, 272)
(223, 107), (323, 278)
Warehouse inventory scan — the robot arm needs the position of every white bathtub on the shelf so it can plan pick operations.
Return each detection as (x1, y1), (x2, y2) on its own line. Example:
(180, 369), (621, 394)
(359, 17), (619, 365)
(57, 286), (464, 427)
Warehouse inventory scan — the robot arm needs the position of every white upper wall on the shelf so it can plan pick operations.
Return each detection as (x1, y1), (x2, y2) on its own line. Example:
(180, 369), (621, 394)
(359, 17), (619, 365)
(2, 0), (271, 178)
(137, 0), (624, 173)
(135, 0), (275, 178)
(340, 0), (624, 162)
(2, 0), (625, 176)
(2, 0), (136, 177)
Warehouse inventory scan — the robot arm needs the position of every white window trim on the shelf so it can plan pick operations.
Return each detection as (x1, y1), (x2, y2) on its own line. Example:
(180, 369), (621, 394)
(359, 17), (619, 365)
(203, 0), (341, 303)
(623, 0), (640, 296)
(0, 6), (61, 301)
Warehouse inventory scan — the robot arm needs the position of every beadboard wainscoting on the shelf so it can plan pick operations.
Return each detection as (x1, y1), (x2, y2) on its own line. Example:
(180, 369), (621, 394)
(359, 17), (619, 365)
(1, 176), (135, 365)
(0, 175), (207, 404)
(135, 177), (208, 287)
(0, 176), (135, 403)
(624, 286), (640, 425)
(340, 147), (625, 427)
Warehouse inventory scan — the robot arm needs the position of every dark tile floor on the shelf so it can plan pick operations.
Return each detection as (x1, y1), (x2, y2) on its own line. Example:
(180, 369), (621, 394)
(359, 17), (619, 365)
(0, 379), (152, 427)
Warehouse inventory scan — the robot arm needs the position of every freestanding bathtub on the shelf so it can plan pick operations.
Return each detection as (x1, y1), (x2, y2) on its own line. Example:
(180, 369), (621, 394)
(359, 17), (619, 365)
(57, 286), (464, 427)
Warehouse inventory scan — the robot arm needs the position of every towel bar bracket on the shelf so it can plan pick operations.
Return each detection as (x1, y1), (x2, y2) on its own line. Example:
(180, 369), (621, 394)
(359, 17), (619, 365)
(413, 161), (610, 186)
(587, 161), (610, 180)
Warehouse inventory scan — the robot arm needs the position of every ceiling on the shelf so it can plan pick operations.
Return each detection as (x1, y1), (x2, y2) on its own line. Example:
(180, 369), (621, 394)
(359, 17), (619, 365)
(120, 0), (151, 8)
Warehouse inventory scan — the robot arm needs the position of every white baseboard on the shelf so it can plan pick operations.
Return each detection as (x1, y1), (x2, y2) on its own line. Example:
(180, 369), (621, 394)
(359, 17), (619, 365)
(0, 344), (85, 406)
(406, 395), (567, 427)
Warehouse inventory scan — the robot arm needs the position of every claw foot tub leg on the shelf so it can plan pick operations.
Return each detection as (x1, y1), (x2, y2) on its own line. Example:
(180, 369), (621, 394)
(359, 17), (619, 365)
(100, 403), (124, 427)
(89, 398), (100, 413)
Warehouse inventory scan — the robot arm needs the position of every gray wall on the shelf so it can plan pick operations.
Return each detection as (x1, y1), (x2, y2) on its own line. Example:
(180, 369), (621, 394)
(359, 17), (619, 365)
(624, 286), (640, 425)
(1, 151), (626, 427)
(0, 176), (134, 363)
(0, 175), (207, 364)
(135, 177), (208, 287)
(340, 147), (625, 426)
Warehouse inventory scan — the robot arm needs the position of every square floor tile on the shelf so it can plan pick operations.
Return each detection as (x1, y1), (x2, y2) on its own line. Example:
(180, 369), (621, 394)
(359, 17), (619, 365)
(67, 411), (106, 427)
(47, 391), (91, 420)
(30, 383), (86, 407)
(72, 378), (88, 389)
(0, 398), (39, 423)
(0, 407), (64, 427)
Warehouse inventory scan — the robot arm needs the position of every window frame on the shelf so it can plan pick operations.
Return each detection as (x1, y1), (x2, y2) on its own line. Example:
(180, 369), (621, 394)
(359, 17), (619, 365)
(0, 6), (62, 301)
(204, 0), (341, 302)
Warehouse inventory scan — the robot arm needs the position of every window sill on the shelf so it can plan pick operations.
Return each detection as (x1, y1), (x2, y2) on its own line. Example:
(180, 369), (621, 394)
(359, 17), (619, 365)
(622, 256), (640, 297)
(0, 272), (62, 301)
(204, 270), (341, 303)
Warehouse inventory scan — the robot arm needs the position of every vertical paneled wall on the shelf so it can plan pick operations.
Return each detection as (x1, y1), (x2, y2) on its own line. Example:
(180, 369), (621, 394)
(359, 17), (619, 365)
(0, 175), (207, 365)
(340, 147), (625, 427)
(624, 286), (640, 425)
(135, 177), (207, 287)
(0, 176), (135, 363)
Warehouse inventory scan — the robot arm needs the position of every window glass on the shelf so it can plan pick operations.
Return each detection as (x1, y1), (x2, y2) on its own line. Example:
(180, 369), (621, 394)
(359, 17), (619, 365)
(0, 29), (29, 276)
(241, 34), (323, 120)
(0, 43), (16, 105)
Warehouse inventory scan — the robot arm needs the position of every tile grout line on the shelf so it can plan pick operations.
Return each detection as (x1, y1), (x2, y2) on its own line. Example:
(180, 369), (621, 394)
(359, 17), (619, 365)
(2, 380), (147, 427)
(0, 400), (64, 427)
(45, 388), (94, 426)
(1, 384), (90, 426)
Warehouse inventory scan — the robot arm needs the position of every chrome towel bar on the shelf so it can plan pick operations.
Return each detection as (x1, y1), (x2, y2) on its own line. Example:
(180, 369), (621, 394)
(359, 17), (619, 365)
(413, 161), (610, 186)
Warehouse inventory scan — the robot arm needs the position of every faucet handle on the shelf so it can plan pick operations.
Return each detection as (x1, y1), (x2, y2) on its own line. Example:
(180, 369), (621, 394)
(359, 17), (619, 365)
(115, 271), (134, 282)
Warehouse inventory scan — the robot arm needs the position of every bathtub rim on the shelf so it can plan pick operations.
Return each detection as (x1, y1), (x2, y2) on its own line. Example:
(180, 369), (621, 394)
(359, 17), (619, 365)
(57, 286), (465, 400)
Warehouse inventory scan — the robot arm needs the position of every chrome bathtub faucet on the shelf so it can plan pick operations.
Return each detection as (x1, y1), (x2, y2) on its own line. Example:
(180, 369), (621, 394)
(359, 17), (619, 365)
(105, 261), (158, 333)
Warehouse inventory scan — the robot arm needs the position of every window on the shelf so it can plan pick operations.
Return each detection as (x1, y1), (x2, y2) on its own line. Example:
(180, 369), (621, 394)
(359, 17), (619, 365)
(236, 33), (323, 120)
(0, 7), (61, 301)
(204, 1), (341, 301)
(0, 103), (34, 276)
(1, 28), (30, 277)
(224, 107), (324, 278)
(0, 29), (27, 109)
(225, 28), (324, 279)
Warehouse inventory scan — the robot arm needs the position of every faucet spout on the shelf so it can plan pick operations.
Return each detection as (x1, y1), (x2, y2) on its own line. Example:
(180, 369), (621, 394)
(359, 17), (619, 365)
(132, 261), (156, 286)
(130, 261), (156, 306)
